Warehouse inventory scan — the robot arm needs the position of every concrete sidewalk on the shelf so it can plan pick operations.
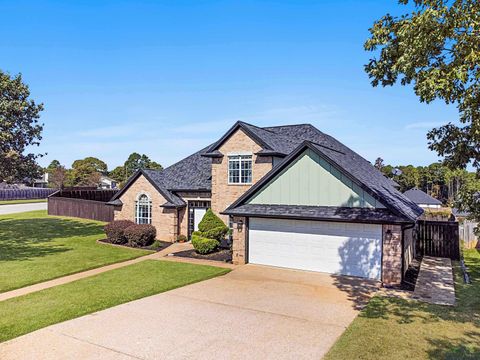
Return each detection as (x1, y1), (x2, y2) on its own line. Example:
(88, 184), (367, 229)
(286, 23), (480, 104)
(0, 202), (47, 215)
(413, 256), (455, 306)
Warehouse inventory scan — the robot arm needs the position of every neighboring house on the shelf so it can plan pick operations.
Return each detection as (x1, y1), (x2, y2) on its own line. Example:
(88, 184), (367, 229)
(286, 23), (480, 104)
(403, 188), (442, 209)
(108, 121), (423, 286)
(99, 176), (117, 189)
(26, 173), (49, 188)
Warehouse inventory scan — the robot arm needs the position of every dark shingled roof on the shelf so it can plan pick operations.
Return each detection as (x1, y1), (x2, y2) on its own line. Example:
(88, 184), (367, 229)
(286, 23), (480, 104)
(113, 121), (423, 220)
(403, 188), (442, 206)
(223, 204), (409, 224)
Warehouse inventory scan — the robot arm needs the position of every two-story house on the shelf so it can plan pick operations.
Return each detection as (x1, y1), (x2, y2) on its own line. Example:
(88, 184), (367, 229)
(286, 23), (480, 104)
(108, 121), (423, 286)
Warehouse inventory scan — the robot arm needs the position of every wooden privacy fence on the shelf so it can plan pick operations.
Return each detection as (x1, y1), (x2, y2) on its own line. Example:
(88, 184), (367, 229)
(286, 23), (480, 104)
(0, 188), (56, 200)
(48, 189), (118, 222)
(416, 220), (460, 260)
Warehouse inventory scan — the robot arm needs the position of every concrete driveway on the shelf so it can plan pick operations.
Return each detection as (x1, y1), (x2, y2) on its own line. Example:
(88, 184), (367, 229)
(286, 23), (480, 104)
(0, 264), (378, 359)
(0, 202), (47, 215)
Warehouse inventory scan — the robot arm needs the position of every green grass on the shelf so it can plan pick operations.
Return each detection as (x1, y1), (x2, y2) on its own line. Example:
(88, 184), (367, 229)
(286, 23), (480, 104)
(0, 210), (152, 293)
(0, 199), (47, 205)
(325, 249), (480, 360)
(0, 260), (230, 342)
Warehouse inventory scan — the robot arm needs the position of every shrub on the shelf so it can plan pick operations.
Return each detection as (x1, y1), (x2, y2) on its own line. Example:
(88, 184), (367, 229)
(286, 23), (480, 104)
(104, 220), (135, 244)
(197, 209), (229, 241)
(177, 234), (187, 242)
(191, 234), (219, 254)
(201, 226), (229, 240)
(124, 224), (156, 247)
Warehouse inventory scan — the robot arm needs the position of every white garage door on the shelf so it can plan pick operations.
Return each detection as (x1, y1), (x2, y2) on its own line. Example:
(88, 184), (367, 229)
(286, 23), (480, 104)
(249, 218), (382, 280)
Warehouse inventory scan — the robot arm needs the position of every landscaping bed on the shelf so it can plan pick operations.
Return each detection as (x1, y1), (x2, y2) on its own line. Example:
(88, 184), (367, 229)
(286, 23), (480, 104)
(401, 257), (421, 291)
(98, 239), (172, 252)
(173, 248), (232, 263)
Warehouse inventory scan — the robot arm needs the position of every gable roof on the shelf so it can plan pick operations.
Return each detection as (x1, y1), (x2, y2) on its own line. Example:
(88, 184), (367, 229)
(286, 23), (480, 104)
(403, 188), (442, 206)
(112, 121), (422, 218)
(110, 146), (213, 207)
(224, 141), (423, 222)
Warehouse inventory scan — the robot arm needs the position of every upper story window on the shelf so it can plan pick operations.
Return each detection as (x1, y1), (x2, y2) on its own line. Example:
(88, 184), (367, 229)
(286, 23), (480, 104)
(135, 193), (152, 224)
(228, 155), (252, 184)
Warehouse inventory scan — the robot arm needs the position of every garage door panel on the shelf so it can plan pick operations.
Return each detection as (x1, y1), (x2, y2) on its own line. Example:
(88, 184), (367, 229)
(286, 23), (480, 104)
(249, 218), (382, 280)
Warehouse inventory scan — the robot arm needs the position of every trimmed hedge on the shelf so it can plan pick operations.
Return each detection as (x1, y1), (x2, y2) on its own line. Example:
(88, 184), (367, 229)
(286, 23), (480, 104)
(197, 209), (229, 241)
(104, 220), (135, 244)
(124, 224), (157, 247)
(191, 234), (219, 255)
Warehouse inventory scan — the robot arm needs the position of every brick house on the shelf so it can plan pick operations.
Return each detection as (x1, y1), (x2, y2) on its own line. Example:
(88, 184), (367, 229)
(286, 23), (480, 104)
(108, 121), (423, 286)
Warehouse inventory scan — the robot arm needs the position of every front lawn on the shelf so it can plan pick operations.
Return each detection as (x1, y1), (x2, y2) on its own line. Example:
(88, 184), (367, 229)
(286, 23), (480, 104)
(325, 249), (480, 360)
(0, 260), (230, 342)
(0, 210), (152, 293)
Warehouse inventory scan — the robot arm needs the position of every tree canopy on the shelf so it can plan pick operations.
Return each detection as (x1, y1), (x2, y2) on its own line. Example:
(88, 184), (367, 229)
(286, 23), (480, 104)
(365, 0), (480, 172)
(0, 71), (44, 183)
(109, 153), (163, 185)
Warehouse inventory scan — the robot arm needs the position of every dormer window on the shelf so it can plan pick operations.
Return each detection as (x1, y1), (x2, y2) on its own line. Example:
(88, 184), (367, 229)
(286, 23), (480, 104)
(228, 155), (252, 184)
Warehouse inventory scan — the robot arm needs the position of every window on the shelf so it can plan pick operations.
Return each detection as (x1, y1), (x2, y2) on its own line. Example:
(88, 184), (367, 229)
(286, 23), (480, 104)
(228, 155), (252, 184)
(135, 194), (152, 224)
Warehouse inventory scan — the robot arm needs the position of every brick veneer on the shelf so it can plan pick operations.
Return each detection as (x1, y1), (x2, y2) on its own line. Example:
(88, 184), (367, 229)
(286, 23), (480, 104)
(114, 174), (178, 242)
(211, 128), (272, 223)
(231, 216), (247, 265)
(382, 224), (403, 286)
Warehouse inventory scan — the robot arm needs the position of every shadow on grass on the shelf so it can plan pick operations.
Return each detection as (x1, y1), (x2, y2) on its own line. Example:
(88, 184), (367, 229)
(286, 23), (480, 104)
(0, 217), (104, 261)
(427, 332), (480, 360)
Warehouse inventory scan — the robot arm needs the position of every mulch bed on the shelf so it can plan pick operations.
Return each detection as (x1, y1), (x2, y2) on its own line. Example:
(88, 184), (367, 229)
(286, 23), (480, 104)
(401, 257), (421, 291)
(173, 248), (233, 263)
(98, 239), (173, 252)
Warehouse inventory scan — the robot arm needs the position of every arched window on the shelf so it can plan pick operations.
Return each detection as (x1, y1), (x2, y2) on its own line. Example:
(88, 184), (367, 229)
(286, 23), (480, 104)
(135, 194), (152, 224)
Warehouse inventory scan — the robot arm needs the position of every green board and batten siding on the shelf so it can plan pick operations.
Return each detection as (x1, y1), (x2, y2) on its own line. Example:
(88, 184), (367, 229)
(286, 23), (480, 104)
(248, 149), (385, 208)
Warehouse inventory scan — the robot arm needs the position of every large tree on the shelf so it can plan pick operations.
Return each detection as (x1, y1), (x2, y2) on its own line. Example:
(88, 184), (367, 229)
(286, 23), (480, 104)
(365, 0), (480, 172)
(69, 157), (107, 187)
(0, 71), (44, 183)
(124, 152), (162, 178)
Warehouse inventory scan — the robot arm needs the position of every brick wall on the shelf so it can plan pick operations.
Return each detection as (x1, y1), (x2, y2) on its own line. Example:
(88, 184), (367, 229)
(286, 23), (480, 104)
(114, 174), (177, 242)
(382, 224), (403, 286)
(231, 216), (247, 265)
(211, 128), (272, 223)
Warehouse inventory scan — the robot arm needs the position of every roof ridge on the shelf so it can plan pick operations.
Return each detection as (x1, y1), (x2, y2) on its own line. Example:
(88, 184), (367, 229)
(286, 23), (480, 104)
(262, 123), (312, 129)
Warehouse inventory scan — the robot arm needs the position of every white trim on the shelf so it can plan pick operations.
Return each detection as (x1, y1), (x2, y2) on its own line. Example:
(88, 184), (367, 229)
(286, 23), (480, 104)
(228, 154), (253, 185)
(135, 193), (152, 224)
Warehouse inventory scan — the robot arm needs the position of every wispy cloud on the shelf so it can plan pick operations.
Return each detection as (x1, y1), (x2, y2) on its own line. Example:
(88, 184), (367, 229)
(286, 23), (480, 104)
(404, 121), (442, 130)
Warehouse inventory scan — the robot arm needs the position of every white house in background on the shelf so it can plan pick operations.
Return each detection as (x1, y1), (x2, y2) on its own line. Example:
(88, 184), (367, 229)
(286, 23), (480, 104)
(99, 176), (117, 189)
(403, 188), (442, 209)
(31, 173), (49, 188)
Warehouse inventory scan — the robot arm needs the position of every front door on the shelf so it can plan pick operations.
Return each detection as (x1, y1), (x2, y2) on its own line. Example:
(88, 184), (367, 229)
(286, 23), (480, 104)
(188, 201), (211, 239)
(194, 208), (207, 231)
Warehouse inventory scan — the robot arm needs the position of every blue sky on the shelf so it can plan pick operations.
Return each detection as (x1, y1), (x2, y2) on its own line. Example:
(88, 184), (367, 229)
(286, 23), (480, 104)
(1, 0), (457, 170)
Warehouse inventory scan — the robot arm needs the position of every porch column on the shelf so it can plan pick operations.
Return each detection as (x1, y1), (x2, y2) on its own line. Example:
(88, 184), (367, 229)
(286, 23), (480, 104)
(382, 224), (402, 287)
(232, 216), (247, 265)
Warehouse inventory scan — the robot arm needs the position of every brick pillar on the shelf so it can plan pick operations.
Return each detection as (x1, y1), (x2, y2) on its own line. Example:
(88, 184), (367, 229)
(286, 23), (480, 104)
(232, 216), (247, 265)
(382, 224), (402, 287)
